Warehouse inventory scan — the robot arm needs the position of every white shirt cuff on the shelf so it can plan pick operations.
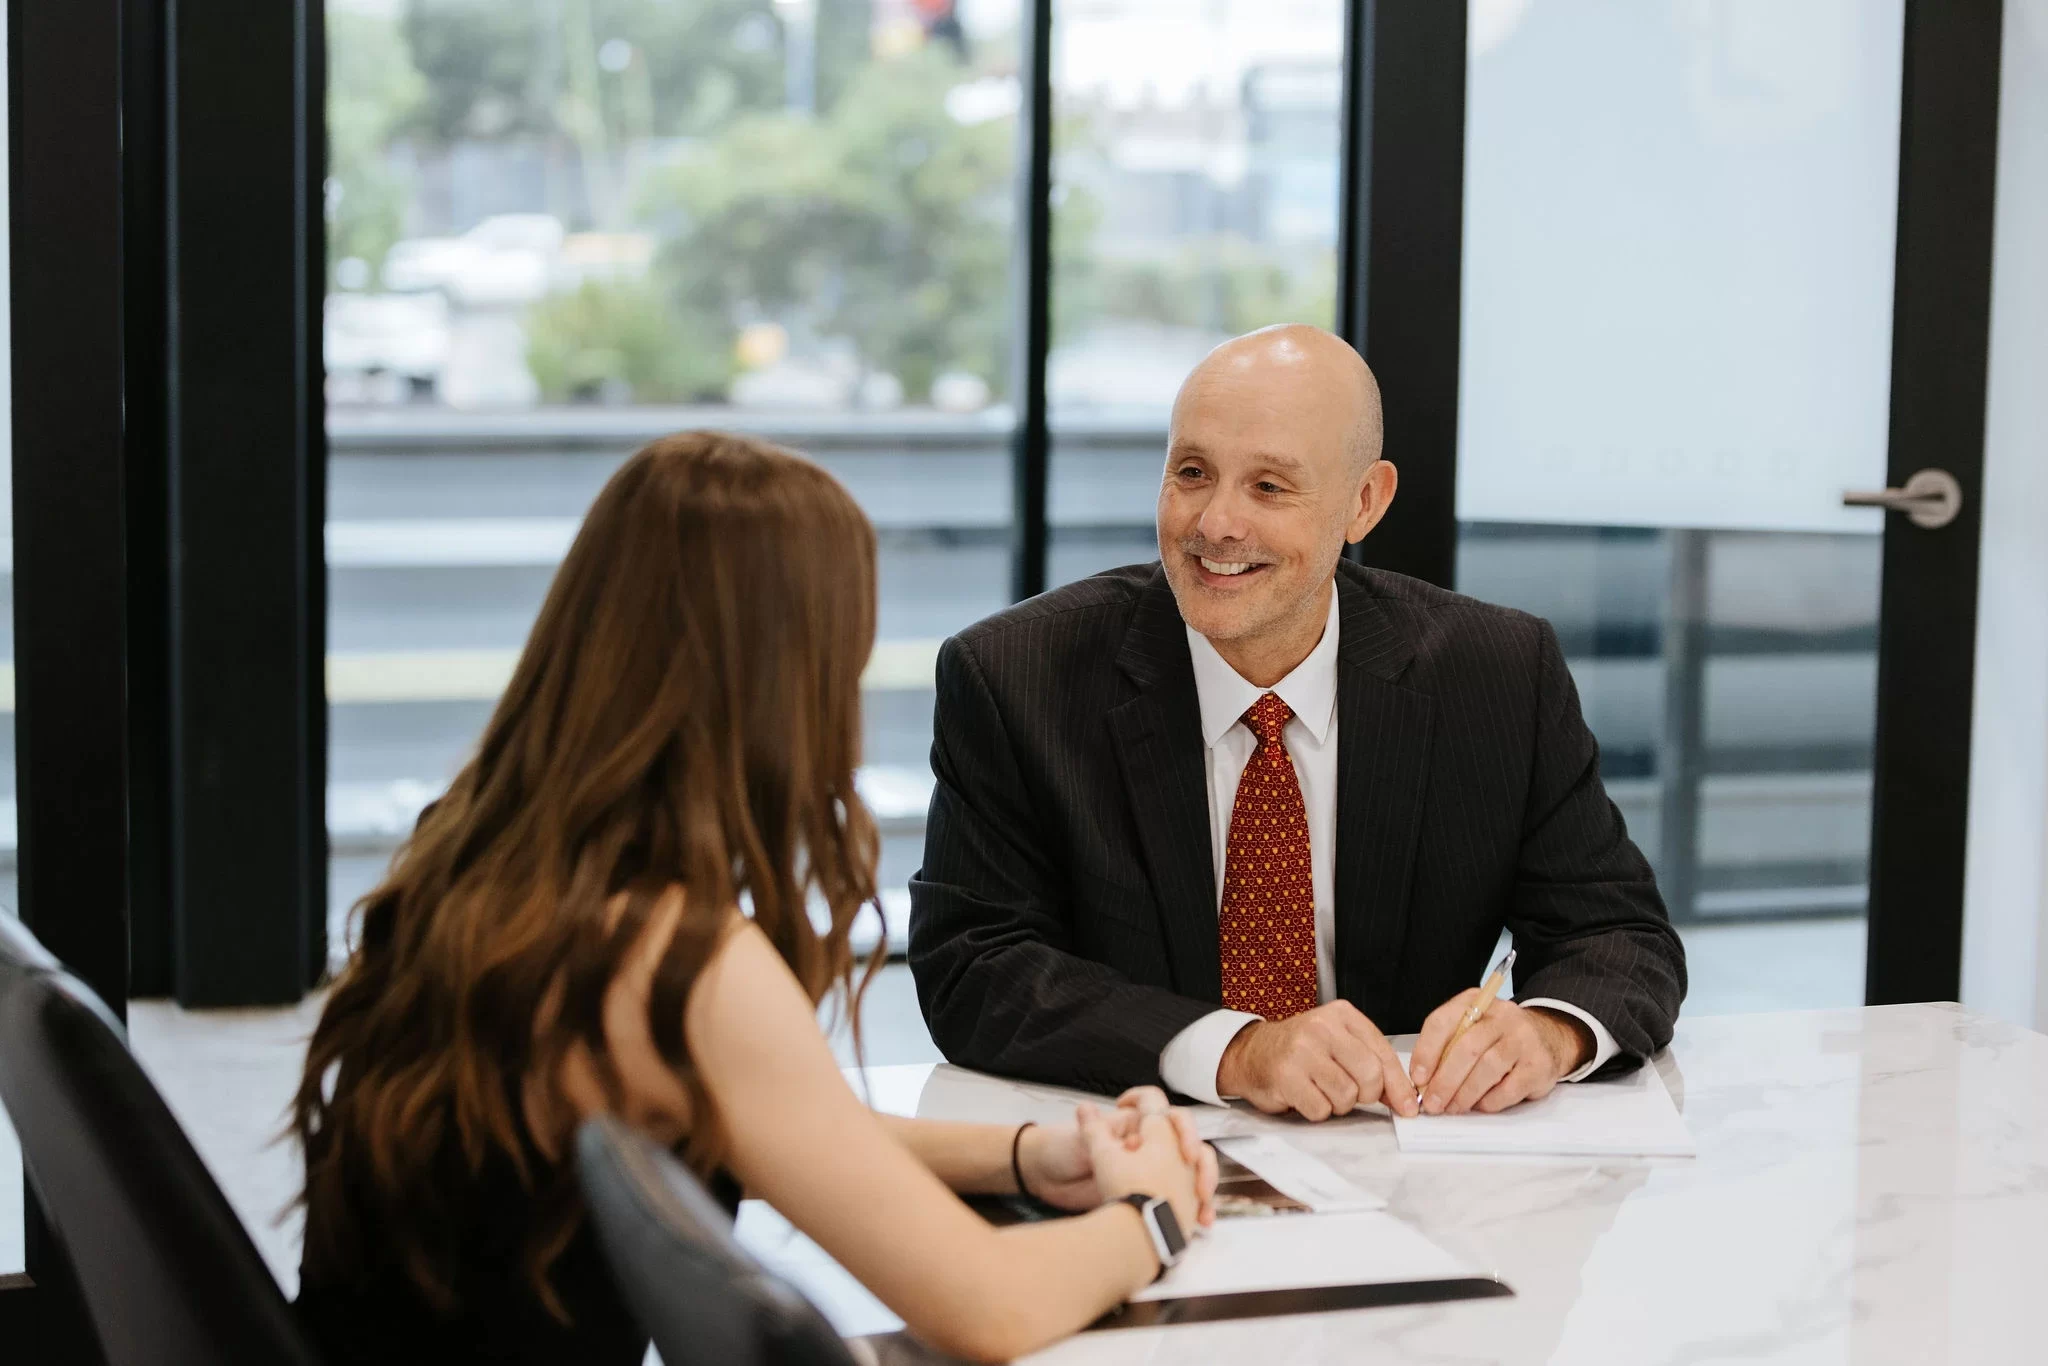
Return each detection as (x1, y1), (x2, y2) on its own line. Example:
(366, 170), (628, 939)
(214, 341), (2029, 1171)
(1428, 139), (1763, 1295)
(1158, 1009), (1264, 1106)
(1521, 998), (1620, 1082)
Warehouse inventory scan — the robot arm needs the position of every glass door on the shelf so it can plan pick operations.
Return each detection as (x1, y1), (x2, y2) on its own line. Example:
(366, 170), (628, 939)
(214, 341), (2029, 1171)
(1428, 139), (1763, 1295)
(1458, 2), (1884, 1015)
(1455, 2), (1914, 1013)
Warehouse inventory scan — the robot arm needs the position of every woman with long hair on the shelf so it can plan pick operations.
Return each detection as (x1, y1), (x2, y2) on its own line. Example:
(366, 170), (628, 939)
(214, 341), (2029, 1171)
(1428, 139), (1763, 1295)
(292, 432), (1217, 1365)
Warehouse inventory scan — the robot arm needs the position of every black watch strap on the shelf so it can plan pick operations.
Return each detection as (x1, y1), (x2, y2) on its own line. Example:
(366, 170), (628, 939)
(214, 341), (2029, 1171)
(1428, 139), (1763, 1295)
(1116, 1194), (1187, 1279)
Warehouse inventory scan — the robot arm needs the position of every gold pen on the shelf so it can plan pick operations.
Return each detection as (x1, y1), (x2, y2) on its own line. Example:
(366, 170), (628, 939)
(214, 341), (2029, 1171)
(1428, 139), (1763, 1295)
(1444, 947), (1517, 1055)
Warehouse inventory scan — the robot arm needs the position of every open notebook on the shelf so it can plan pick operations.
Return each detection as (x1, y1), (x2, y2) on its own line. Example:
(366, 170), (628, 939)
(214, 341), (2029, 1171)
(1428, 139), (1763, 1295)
(1390, 1052), (1695, 1158)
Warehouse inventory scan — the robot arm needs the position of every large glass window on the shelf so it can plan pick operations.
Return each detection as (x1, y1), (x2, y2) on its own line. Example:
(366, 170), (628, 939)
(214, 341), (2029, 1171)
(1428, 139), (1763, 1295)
(1045, 0), (1346, 585)
(1457, 0), (1904, 1012)
(326, 0), (1021, 955)
(325, 0), (1905, 1027)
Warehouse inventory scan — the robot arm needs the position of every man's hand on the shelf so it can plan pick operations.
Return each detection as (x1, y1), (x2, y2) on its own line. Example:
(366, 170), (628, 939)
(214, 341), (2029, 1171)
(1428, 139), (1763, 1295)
(1408, 994), (1593, 1115)
(1213, 1001), (1420, 1120)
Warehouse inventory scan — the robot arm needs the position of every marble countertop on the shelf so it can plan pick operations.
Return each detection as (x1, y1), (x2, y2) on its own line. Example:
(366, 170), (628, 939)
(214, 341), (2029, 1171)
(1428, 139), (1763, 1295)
(738, 1004), (2048, 1365)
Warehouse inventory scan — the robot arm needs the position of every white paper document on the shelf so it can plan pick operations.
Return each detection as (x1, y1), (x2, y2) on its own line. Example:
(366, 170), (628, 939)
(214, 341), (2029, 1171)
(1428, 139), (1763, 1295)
(1209, 1134), (1385, 1213)
(1133, 1209), (1474, 1302)
(738, 1201), (1482, 1335)
(1391, 1054), (1695, 1158)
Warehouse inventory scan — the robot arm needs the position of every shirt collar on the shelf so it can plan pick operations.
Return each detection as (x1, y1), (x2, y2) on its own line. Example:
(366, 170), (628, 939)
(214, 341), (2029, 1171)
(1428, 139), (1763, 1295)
(1185, 584), (1341, 749)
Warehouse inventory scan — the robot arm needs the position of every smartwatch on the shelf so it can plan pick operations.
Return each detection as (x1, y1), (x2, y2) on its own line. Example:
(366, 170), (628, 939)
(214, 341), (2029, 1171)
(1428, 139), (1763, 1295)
(1116, 1194), (1187, 1279)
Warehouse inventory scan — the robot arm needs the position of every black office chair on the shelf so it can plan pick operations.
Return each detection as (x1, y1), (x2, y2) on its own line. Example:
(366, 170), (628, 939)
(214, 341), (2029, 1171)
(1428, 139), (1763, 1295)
(575, 1115), (955, 1366)
(0, 914), (321, 1366)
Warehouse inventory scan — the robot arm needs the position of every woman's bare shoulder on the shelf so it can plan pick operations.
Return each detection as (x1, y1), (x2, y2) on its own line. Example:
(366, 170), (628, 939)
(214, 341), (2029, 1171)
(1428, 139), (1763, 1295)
(606, 884), (746, 957)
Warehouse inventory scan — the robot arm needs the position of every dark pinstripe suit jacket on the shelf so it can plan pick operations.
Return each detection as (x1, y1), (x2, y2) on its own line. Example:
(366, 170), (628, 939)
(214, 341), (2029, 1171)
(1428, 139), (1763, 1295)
(907, 560), (1687, 1097)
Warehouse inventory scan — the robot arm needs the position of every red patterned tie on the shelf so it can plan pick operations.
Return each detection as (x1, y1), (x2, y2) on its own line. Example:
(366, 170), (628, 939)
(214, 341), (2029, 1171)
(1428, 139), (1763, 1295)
(1218, 692), (1319, 1019)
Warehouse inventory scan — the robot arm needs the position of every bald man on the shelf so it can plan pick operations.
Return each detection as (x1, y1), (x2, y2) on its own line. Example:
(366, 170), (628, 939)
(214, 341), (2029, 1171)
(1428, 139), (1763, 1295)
(909, 326), (1685, 1121)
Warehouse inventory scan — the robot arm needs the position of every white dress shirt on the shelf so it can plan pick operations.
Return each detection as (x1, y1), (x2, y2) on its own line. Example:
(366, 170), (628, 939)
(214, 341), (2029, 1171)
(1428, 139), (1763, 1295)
(1156, 585), (1620, 1105)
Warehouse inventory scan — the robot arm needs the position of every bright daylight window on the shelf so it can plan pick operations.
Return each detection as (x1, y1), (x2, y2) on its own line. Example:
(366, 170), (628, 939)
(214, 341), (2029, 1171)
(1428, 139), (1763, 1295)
(324, 0), (1343, 963)
(324, 0), (1025, 956)
(1048, 0), (1345, 585)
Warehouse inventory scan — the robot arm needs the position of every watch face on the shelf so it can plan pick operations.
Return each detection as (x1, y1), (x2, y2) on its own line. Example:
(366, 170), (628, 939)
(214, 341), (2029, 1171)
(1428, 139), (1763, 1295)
(1150, 1198), (1188, 1261)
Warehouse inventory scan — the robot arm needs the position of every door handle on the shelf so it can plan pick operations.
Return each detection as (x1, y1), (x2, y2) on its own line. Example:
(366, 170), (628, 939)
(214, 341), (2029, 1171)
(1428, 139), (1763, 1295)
(1842, 468), (1963, 529)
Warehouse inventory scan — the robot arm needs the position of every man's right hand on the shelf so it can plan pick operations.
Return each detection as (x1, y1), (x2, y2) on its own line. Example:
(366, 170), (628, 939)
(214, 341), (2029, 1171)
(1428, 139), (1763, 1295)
(1214, 1001), (1421, 1120)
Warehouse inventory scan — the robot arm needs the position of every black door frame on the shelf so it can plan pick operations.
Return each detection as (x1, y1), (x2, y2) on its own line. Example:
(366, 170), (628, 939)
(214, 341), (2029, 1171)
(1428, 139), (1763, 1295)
(1862, 0), (2004, 1005)
(1336, 0), (1467, 592)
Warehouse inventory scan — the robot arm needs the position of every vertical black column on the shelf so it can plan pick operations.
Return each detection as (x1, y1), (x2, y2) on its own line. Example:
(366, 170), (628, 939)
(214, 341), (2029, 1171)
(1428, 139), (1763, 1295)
(1007, 0), (1053, 603)
(1336, 1), (1467, 590)
(300, 0), (330, 984)
(1334, 0), (1373, 350)
(1864, 0), (2003, 1006)
(9, 0), (130, 1356)
(125, 0), (176, 998)
(13, 0), (132, 1030)
(166, 0), (324, 1005)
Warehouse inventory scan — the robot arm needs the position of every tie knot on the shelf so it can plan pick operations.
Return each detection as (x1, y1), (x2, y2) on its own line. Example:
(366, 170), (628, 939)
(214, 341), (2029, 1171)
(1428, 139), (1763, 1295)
(1242, 692), (1293, 745)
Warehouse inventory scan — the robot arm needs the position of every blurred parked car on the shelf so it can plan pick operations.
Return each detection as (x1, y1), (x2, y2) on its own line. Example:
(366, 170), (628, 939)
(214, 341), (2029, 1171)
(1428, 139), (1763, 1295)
(382, 214), (566, 307)
(324, 291), (453, 402)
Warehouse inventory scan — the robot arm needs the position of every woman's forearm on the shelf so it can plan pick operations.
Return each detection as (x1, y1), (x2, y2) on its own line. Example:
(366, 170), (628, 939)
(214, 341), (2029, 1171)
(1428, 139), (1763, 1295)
(913, 1203), (1160, 1363)
(875, 1114), (1022, 1195)
(869, 1116), (1167, 1360)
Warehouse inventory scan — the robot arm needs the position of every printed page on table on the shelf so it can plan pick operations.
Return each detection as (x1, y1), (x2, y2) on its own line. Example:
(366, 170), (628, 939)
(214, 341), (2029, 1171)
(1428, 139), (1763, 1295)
(1130, 1209), (1476, 1303)
(1208, 1135), (1384, 1215)
(737, 1201), (1496, 1338)
(1390, 1052), (1696, 1158)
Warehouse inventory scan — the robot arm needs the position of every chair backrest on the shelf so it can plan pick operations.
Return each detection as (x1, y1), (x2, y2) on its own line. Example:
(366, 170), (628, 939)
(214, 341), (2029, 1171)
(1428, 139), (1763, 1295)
(0, 915), (321, 1366)
(575, 1115), (860, 1366)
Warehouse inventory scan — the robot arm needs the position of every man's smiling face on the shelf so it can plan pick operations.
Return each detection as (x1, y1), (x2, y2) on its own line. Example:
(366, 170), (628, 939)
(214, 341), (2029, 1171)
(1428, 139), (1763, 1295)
(1156, 326), (1389, 670)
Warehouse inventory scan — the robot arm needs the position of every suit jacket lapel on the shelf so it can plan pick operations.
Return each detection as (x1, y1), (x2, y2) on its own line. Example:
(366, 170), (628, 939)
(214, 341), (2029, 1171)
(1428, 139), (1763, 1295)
(1106, 570), (1222, 1004)
(1332, 571), (1434, 1009)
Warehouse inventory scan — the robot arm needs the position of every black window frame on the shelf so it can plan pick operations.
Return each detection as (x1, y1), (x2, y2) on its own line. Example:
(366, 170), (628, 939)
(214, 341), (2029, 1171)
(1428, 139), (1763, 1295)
(5, 0), (136, 1354)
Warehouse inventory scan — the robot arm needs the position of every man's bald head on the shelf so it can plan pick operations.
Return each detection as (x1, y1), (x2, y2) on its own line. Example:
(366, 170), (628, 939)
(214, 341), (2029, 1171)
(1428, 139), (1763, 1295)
(1174, 324), (1384, 476)
(1157, 323), (1398, 685)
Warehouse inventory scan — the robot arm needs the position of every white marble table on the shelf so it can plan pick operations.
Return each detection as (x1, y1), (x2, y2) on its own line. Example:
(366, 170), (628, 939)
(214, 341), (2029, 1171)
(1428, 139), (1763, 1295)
(738, 1004), (2048, 1365)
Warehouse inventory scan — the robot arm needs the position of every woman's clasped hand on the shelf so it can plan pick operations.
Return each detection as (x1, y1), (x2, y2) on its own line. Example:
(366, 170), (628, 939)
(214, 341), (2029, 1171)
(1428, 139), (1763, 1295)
(1017, 1086), (1219, 1234)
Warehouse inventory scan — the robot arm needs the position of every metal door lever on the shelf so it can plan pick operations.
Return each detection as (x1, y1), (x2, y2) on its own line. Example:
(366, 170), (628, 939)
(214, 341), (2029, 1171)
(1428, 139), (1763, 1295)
(1842, 468), (1963, 529)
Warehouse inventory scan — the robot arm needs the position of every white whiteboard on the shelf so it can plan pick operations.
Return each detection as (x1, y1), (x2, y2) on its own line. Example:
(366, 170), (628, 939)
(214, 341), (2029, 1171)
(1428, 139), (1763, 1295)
(1455, 0), (1905, 534)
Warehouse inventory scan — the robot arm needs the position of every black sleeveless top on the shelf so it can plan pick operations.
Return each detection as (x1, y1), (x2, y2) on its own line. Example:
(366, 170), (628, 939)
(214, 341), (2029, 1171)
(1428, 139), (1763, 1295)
(296, 1137), (741, 1366)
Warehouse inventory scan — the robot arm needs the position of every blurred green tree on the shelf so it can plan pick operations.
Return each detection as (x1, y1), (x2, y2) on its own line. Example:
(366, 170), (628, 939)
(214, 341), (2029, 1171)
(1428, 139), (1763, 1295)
(355, 3), (1329, 406)
(641, 45), (1016, 402)
(400, 0), (872, 141)
(327, 8), (426, 287)
(1094, 240), (1337, 337)
(526, 277), (735, 402)
(399, 0), (872, 229)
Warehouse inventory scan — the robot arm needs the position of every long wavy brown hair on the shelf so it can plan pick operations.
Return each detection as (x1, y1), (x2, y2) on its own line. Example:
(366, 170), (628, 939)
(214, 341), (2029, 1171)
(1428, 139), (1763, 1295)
(293, 431), (883, 1317)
